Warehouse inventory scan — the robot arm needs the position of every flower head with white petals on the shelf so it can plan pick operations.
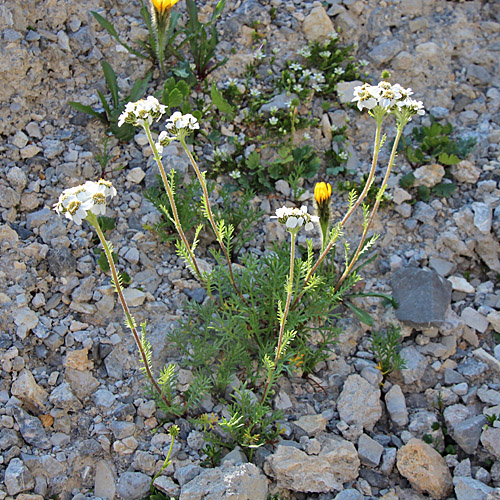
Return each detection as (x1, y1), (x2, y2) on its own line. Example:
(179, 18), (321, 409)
(117, 96), (166, 128)
(271, 205), (319, 233)
(156, 112), (200, 152)
(54, 180), (117, 225)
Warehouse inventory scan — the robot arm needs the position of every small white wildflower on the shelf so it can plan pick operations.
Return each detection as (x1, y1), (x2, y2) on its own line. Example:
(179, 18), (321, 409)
(270, 105), (278, 114)
(311, 72), (325, 83)
(164, 111), (200, 136)
(229, 170), (242, 179)
(339, 151), (348, 160)
(297, 46), (311, 58)
(301, 69), (312, 79)
(293, 83), (304, 93)
(303, 132), (311, 140)
(319, 51), (331, 58)
(290, 62), (302, 71)
(227, 77), (238, 87)
(254, 50), (266, 61)
(250, 88), (261, 97)
(311, 83), (322, 93)
(334, 67), (345, 76)
(117, 96), (166, 128)
(269, 116), (278, 126)
(329, 31), (339, 41)
(359, 59), (369, 67)
(271, 205), (318, 232)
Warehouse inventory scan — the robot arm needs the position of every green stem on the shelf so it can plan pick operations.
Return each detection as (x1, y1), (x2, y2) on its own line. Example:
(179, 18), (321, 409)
(150, 431), (176, 492)
(143, 123), (203, 282)
(335, 125), (403, 291)
(260, 231), (296, 405)
(179, 136), (246, 304)
(290, 120), (384, 311)
(88, 214), (170, 410)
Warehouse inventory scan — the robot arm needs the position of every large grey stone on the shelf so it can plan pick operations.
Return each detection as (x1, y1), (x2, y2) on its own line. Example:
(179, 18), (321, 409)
(357, 433), (384, 467)
(391, 267), (452, 327)
(4, 457), (34, 496)
(400, 346), (428, 386)
(385, 384), (408, 426)
(12, 406), (51, 450)
(116, 472), (151, 500)
(264, 437), (359, 493)
(94, 460), (116, 500)
(337, 375), (382, 431)
(481, 427), (500, 459)
(180, 462), (268, 499)
(454, 476), (496, 500)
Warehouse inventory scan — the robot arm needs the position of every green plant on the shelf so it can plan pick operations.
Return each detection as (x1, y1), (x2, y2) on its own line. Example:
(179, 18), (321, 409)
(184, 0), (227, 82)
(485, 413), (499, 427)
(368, 325), (406, 376)
(337, 173), (392, 209)
(91, 1), (184, 77)
(398, 118), (476, 200)
(69, 61), (151, 141)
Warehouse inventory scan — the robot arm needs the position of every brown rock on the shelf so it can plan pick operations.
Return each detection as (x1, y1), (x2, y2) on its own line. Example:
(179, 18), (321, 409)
(65, 369), (99, 400)
(11, 369), (48, 413)
(64, 348), (93, 371)
(39, 414), (54, 428)
(303, 6), (335, 43)
(396, 438), (453, 498)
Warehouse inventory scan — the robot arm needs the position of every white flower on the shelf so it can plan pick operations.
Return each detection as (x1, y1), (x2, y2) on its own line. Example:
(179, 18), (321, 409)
(352, 83), (379, 111)
(270, 106), (278, 114)
(250, 88), (261, 98)
(229, 170), (242, 179)
(290, 62), (302, 71)
(311, 72), (325, 83)
(301, 69), (312, 79)
(359, 59), (369, 67)
(118, 97), (166, 128)
(319, 51), (331, 58)
(271, 205), (318, 232)
(303, 132), (311, 140)
(329, 31), (339, 40)
(293, 83), (304, 93)
(226, 77), (238, 87)
(254, 50), (266, 61)
(334, 67), (345, 76)
(297, 47), (311, 58)
(311, 83), (322, 93)
(339, 151), (348, 160)
(269, 116), (278, 125)
(54, 180), (116, 225)
(164, 112), (200, 139)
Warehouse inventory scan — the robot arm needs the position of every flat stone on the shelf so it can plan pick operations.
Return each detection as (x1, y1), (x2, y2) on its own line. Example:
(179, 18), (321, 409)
(122, 288), (146, 307)
(478, 386), (500, 405)
(65, 368), (99, 400)
(126, 167), (146, 184)
(302, 6), (335, 43)
(400, 346), (428, 386)
(357, 433), (384, 467)
(453, 476), (496, 500)
(396, 438), (453, 498)
(450, 160), (480, 183)
(391, 267), (452, 328)
(334, 489), (364, 500)
(471, 202), (492, 233)
(452, 415), (486, 454)
(154, 476), (180, 498)
(461, 307), (489, 333)
(12, 406), (51, 450)
(480, 427), (500, 459)
(180, 462), (268, 499)
(429, 257), (455, 277)
(448, 276), (475, 293)
(11, 369), (48, 413)
(337, 375), (382, 431)
(5, 457), (34, 496)
(368, 40), (404, 65)
(48, 382), (82, 411)
(264, 437), (359, 493)
(473, 348), (500, 373)
(385, 384), (408, 426)
(294, 414), (328, 437)
(413, 164), (445, 188)
(94, 460), (116, 500)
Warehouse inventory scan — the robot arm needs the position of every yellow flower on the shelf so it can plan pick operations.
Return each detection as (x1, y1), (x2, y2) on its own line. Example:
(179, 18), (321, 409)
(314, 182), (332, 204)
(151, 0), (180, 13)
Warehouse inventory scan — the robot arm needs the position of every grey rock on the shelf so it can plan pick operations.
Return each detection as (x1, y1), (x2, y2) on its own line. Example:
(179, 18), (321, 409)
(5, 457), (34, 496)
(49, 382), (82, 411)
(260, 92), (298, 114)
(472, 202), (493, 233)
(368, 40), (404, 65)
(466, 64), (492, 86)
(221, 446), (247, 466)
(93, 388), (117, 408)
(454, 476), (496, 500)
(337, 375), (382, 431)
(429, 257), (455, 277)
(455, 458), (472, 477)
(94, 460), (116, 500)
(481, 427), (500, 459)
(264, 437), (359, 493)
(452, 415), (486, 454)
(110, 421), (136, 439)
(444, 368), (466, 385)
(133, 450), (157, 475)
(47, 246), (77, 276)
(175, 464), (203, 487)
(154, 476), (180, 498)
(0, 428), (23, 450)
(357, 433), (384, 467)
(457, 358), (489, 381)
(12, 406), (51, 449)
(391, 267), (452, 328)
(180, 462), (268, 499)
(400, 346), (428, 386)
(385, 384), (408, 426)
(116, 472), (151, 500)
(462, 307), (489, 333)
(294, 413), (328, 437)
(379, 447), (397, 476)
(334, 489), (364, 500)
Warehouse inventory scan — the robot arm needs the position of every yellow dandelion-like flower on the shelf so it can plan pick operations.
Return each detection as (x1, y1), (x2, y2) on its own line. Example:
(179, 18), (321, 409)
(314, 182), (332, 204)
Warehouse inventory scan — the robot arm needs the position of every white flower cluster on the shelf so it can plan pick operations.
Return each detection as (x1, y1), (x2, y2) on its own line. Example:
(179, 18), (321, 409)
(352, 81), (425, 116)
(156, 112), (200, 153)
(271, 205), (319, 232)
(54, 180), (117, 225)
(118, 96), (166, 128)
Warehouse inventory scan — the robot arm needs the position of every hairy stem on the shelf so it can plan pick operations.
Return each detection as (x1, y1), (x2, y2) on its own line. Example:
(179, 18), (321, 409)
(335, 125), (403, 291)
(179, 136), (246, 304)
(144, 123), (203, 282)
(261, 231), (296, 405)
(89, 215), (170, 409)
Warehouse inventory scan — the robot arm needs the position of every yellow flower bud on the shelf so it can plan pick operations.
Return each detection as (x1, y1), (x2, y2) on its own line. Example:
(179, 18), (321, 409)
(151, 0), (180, 14)
(314, 182), (332, 204)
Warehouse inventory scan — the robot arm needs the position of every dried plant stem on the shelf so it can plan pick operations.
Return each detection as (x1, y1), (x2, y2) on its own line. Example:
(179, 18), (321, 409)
(144, 124), (203, 282)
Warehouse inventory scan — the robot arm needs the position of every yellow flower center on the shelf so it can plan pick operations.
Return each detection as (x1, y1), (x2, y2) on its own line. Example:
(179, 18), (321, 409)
(151, 0), (180, 13)
(67, 200), (81, 215)
(93, 193), (106, 205)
